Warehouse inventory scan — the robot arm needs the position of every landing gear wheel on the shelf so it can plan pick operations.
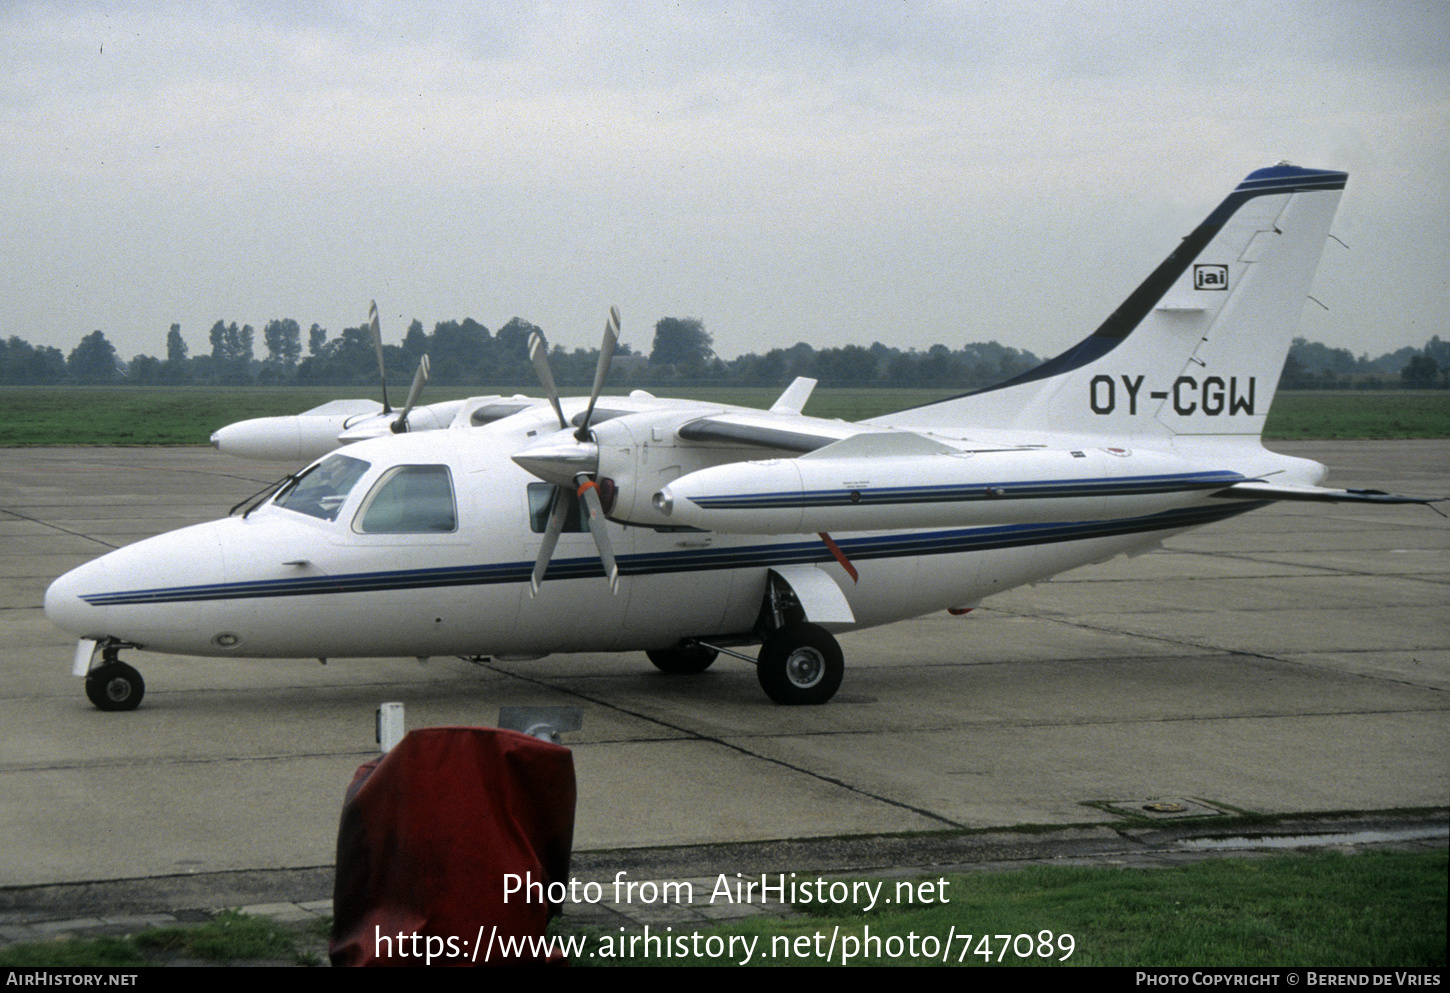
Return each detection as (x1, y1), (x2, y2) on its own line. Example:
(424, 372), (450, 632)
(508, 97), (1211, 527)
(85, 662), (145, 712)
(757, 622), (843, 705)
(647, 645), (718, 674)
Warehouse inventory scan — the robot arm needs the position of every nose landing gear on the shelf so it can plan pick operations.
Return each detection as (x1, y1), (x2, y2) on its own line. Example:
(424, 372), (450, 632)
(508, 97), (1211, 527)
(84, 646), (145, 712)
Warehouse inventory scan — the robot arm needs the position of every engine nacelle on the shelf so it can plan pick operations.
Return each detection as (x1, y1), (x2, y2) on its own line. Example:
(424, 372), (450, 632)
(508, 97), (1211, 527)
(590, 411), (764, 529)
(212, 399), (469, 462)
(210, 400), (380, 461)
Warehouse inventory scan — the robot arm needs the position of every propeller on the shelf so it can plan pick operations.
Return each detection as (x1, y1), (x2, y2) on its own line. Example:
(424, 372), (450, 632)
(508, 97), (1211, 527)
(363, 301), (431, 435)
(517, 307), (622, 596)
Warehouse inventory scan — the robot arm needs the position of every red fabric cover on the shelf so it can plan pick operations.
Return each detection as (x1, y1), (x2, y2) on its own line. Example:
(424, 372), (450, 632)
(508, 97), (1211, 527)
(330, 727), (576, 966)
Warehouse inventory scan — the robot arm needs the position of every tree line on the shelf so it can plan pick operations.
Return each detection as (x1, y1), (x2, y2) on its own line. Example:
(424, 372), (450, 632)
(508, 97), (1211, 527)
(2, 316), (1446, 391)
(1279, 336), (1450, 389)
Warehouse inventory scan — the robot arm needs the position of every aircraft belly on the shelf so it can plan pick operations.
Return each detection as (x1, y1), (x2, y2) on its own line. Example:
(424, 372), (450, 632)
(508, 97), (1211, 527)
(966, 531), (1150, 604)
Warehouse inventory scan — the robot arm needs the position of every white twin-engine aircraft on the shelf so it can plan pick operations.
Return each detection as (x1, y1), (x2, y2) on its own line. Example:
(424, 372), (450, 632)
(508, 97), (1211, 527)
(46, 164), (1436, 711)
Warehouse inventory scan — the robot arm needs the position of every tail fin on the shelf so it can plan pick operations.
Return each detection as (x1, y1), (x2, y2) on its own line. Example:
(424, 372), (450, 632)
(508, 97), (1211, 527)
(877, 164), (1346, 440)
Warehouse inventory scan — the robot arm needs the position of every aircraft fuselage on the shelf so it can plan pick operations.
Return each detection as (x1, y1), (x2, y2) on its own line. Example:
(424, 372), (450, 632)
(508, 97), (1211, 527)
(44, 402), (1287, 663)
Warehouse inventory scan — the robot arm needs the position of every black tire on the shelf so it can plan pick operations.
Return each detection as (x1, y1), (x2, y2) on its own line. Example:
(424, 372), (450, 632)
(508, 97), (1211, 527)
(757, 622), (843, 705)
(85, 662), (145, 712)
(646, 645), (718, 674)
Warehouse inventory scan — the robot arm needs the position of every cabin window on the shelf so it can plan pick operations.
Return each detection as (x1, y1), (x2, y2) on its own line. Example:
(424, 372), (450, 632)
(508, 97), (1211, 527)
(354, 465), (458, 534)
(273, 454), (371, 522)
(526, 483), (590, 534)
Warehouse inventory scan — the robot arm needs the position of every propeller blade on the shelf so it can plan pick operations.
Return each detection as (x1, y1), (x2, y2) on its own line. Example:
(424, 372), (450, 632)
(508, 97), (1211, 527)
(393, 355), (430, 433)
(576, 305), (620, 441)
(369, 300), (391, 414)
(529, 486), (569, 597)
(576, 474), (619, 594)
(528, 330), (568, 431)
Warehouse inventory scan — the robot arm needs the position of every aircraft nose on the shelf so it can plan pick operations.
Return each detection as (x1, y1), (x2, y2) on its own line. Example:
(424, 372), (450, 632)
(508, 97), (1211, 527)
(44, 521), (231, 647)
(45, 557), (111, 639)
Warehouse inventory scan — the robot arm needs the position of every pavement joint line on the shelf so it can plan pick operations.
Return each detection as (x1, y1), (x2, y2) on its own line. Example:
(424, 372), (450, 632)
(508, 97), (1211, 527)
(0, 507), (120, 549)
(479, 659), (971, 829)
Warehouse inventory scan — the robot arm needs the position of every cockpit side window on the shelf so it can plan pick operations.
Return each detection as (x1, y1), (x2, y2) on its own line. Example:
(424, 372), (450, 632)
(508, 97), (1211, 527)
(527, 483), (590, 534)
(354, 465), (457, 534)
(273, 454), (370, 521)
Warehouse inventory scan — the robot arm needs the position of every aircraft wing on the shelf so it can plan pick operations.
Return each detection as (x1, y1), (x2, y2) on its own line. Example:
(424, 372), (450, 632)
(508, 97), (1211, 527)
(296, 399), (385, 417)
(676, 411), (861, 454)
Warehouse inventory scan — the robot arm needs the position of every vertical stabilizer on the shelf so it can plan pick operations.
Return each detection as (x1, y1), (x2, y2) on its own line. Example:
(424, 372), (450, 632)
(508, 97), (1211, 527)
(876, 165), (1346, 441)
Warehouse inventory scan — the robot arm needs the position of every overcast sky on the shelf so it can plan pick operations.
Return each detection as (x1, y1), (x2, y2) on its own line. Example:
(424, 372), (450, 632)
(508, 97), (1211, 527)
(3, 1), (1446, 367)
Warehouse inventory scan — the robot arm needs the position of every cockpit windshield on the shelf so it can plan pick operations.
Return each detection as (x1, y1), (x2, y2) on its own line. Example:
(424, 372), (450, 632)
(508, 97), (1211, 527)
(273, 454), (371, 521)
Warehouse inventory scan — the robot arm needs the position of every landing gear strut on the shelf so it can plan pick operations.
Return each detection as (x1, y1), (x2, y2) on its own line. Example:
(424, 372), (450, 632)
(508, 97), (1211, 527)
(84, 647), (145, 712)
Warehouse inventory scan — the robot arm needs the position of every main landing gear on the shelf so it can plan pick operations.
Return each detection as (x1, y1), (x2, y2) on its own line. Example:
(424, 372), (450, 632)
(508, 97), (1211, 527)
(655, 622), (845, 706)
(651, 572), (846, 704)
(755, 622), (843, 706)
(84, 646), (145, 712)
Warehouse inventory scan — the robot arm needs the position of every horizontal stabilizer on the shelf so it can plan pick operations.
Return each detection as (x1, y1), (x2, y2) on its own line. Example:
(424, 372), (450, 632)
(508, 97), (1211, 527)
(1210, 481), (1443, 507)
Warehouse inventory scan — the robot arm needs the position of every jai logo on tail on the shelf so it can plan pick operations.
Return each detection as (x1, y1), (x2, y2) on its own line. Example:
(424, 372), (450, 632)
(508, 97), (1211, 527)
(1194, 264), (1228, 290)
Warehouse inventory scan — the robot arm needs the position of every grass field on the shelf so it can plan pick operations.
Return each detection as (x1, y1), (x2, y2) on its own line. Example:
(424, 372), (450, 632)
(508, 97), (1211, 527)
(1266, 391), (1450, 439)
(0, 386), (1445, 446)
(570, 850), (1447, 968)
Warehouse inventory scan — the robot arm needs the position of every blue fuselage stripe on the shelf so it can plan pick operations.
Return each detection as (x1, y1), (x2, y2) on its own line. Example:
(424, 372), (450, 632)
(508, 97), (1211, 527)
(79, 502), (1263, 606)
